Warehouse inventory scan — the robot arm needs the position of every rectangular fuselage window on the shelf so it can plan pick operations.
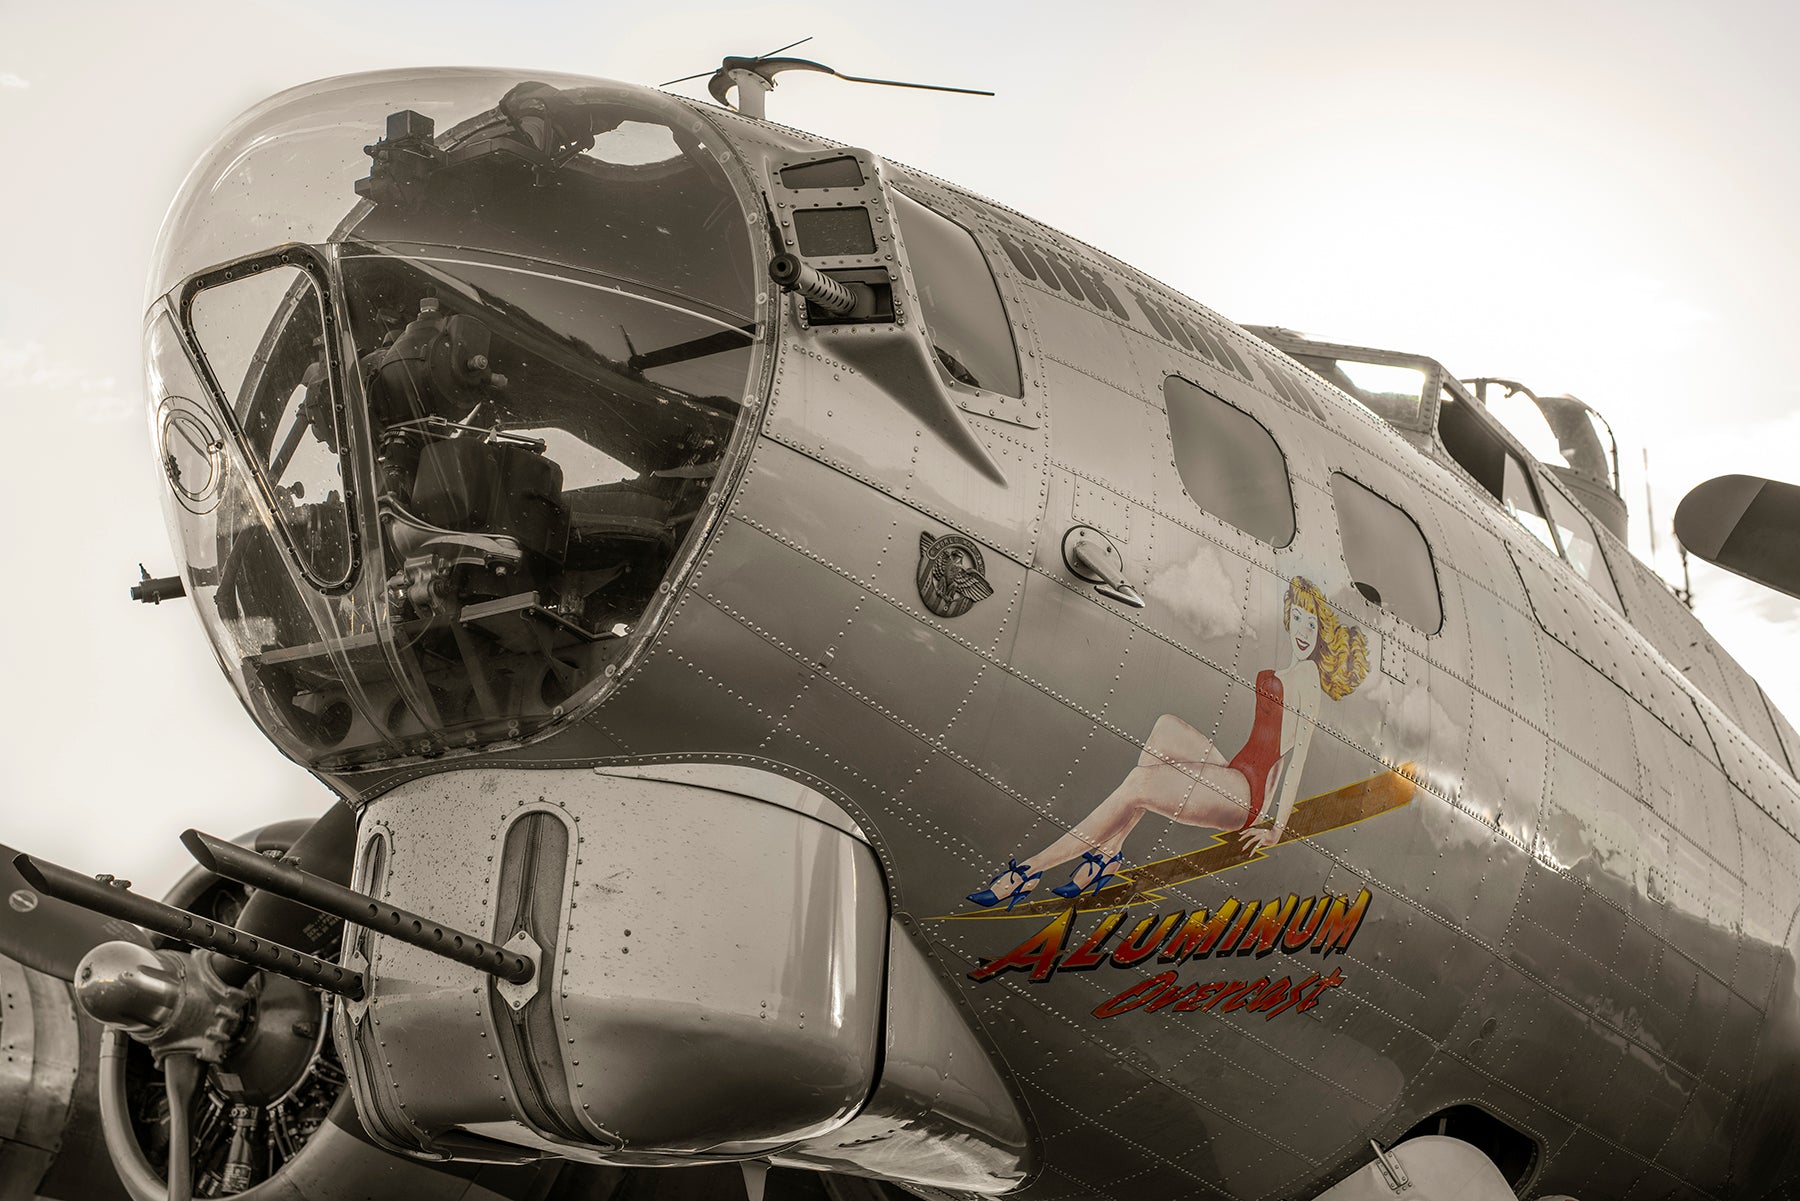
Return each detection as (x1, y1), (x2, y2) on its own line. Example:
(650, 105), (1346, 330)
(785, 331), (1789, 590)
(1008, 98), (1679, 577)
(891, 190), (1023, 397)
(1330, 472), (1443, 633)
(1163, 376), (1297, 547)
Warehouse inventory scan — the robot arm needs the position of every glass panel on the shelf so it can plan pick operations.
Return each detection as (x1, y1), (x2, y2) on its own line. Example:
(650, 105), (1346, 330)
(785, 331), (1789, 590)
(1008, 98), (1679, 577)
(1330, 473), (1442, 633)
(1542, 483), (1625, 613)
(891, 190), (1022, 397)
(1164, 377), (1296, 546)
(1486, 388), (1568, 468)
(340, 247), (749, 746)
(148, 313), (387, 764)
(1289, 354), (1426, 427)
(1335, 360), (1427, 424)
(1502, 455), (1559, 553)
(1436, 389), (1506, 500)
(1534, 394), (1616, 491)
(187, 264), (352, 585)
(1583, 408), (1619, 491)
(146, 70), (767, 769)
(148, 70), (756, 314)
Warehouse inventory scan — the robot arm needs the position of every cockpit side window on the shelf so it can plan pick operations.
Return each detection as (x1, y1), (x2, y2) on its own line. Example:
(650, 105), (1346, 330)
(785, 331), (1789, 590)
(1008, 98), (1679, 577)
(185, 258), (353, 588)
(1437, 382), (1560, 553)
(1330, 472), (1443, 633)
(891, 190), (1022, 398)
(1540, 479), (1625, 613)
(1501, 454), (1559, 555)
(1436, 383), (1509, 500)
(1164, 376), (1296, 547)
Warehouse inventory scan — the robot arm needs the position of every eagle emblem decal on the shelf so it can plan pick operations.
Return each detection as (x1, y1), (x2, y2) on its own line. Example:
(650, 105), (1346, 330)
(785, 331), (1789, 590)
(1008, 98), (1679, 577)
(917, 531), (994, 618)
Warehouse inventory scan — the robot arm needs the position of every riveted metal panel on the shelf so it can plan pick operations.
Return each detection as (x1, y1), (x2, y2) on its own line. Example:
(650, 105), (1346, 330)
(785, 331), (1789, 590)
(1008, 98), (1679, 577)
(1735, 795), (1791, 971)
(1026, 292), (1144, 403)
(1070, 475), (1133, 546)
(1507, 542), (1719, 767)
(0, 956), (78, 1158)
(1602, 530), (1797, 768)
(1656, 1084), (1735, 1186)
(696, 449), (1028, 760)
(1540, 635), (1642, 798)
(1700, 698), (1800, 844)
(1699, 639), (1784, 756)
(1765, 691), (1800, 777)
(592, 587), (814, 758)
(1042, 383), (1158, 511)
(762, 336), (1047, 566)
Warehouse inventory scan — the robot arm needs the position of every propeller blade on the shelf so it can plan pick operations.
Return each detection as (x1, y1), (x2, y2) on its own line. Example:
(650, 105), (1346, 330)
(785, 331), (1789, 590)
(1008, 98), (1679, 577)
(0, 843), (150, 982)
(659, 68), (716, 88)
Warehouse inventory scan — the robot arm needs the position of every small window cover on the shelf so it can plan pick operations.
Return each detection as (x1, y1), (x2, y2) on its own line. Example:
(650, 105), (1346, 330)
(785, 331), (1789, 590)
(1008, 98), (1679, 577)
(1164, 376), (1296, 546)
(794, 207), (876, 256)
(1331, 472), (1442, 632)
(781, 156), (865, 189)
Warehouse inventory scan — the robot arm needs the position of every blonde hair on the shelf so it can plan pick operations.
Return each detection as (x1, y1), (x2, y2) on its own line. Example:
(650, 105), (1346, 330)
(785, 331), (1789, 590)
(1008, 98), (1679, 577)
(1285, 576), (1369, 701)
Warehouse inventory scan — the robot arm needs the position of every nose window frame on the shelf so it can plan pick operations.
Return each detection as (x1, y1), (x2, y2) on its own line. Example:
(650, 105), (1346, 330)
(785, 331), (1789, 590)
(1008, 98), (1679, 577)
(177, 245), (361, 594)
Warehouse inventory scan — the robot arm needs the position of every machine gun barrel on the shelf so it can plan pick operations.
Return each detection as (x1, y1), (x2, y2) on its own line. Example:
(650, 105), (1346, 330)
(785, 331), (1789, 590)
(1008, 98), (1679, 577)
(768, 253), (857, 315)
(11, 853), (365, 998)
(181, 829), (535, 986)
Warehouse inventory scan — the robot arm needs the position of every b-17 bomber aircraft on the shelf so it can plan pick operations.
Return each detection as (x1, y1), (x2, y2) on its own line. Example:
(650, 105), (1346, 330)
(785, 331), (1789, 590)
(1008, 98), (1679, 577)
(4, 52), (1799, 1201)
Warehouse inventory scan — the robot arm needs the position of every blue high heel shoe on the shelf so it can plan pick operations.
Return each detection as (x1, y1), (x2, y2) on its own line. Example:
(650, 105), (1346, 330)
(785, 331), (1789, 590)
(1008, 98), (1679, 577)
(968, 859), (1042, 910)
(1051, 851), (1123, 898)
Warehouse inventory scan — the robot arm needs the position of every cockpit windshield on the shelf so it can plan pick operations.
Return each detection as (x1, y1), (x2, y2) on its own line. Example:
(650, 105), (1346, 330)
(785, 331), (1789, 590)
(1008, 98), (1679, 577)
(145, 70), (764, 770)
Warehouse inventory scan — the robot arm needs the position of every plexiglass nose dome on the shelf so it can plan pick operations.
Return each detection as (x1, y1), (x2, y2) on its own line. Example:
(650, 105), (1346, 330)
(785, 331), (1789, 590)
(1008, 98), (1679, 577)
(144, 69), (766, 770)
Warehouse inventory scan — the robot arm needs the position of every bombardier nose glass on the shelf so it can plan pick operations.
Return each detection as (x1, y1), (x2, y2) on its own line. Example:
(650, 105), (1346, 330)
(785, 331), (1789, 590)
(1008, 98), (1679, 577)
(187, 261), (353, 585)
(145, 72), (762, 768)
(339, 252), (747, 733)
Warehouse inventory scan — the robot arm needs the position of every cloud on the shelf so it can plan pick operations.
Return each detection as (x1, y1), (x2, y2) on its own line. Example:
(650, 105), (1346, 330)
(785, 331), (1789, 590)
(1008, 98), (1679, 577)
(1144, 541), (1254, 644)
(1685, 565), (1800, 724)
(0, 339), (129, 422)
(0, 72), (28, 90)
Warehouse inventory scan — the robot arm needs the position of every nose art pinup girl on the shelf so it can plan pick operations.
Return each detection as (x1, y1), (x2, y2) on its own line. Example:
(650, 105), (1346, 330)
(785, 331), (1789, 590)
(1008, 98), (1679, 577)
(969, 576), (1369, 908)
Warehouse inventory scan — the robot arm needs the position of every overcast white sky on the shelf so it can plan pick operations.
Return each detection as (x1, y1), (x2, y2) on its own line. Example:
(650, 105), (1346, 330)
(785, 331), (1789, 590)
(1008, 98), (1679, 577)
(3, 1), (1796, 890)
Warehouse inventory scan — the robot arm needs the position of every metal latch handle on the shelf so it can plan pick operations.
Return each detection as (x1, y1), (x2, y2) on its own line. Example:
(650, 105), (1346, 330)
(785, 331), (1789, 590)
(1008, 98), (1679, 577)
(1062, 525), (1145, 609)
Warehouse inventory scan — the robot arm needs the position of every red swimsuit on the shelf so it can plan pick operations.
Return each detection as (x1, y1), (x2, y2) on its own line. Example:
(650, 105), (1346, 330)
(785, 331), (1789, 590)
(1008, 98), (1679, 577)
(1227, 669), (1285, 829)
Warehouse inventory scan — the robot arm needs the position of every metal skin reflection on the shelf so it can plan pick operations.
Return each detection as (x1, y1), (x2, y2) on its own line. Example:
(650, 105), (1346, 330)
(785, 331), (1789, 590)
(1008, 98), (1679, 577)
(8, 63), (1800, 1201)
